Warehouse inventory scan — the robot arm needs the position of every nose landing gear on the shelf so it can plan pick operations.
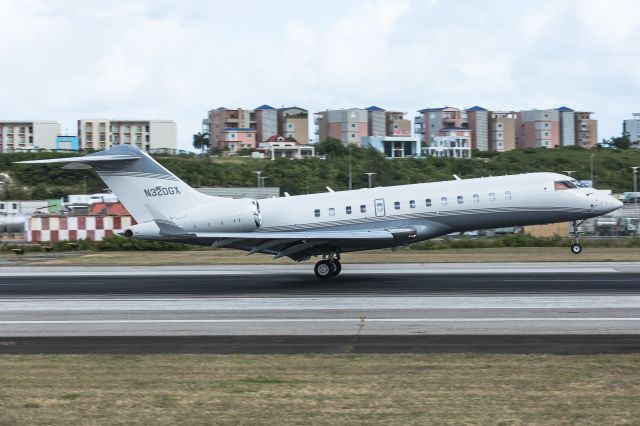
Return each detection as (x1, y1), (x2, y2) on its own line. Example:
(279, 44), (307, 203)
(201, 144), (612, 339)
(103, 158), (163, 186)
(314, 252), (342, 279)
(570, 220), (584, 254)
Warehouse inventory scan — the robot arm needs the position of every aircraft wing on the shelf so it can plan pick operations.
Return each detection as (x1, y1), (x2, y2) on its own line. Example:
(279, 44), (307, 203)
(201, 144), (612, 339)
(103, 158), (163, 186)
(144, 218), (415, 259)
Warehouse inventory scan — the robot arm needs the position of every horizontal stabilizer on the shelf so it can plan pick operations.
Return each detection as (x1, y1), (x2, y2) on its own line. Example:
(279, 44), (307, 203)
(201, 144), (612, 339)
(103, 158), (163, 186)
(16, 153), (140, 165)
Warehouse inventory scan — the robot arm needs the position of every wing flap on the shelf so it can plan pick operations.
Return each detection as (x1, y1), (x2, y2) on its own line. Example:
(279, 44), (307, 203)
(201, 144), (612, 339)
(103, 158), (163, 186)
(194, 229), (394, 240)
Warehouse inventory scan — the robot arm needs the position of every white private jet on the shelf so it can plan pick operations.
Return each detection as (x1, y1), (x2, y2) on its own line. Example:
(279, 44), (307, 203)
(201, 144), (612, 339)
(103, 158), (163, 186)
(18, 145), (623, 278)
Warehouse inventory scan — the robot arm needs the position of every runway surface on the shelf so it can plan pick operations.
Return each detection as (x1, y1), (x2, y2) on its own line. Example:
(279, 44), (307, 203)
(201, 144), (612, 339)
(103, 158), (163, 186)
(0, 263), (639, 353)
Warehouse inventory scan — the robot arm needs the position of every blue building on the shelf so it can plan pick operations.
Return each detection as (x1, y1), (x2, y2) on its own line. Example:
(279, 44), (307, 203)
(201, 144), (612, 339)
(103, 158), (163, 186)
(55, 135), (80, 151)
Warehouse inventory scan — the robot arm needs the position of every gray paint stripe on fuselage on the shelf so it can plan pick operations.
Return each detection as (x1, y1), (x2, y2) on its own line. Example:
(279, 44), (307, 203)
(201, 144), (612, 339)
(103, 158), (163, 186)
(259, 206), (585, 232)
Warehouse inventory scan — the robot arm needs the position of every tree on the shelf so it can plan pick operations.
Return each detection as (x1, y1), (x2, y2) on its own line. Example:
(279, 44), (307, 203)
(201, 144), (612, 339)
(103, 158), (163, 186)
(316, 137), (348, 157)
(192, 132), (210, 154)
(611, 135), (631, 150)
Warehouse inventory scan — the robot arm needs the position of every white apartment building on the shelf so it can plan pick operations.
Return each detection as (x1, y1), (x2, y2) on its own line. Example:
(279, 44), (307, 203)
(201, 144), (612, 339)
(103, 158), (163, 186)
(78, 119), (177, 152)
(0, 121), (60, 152)
(623, 113), (640, 148)
(423, 136), (472, 158)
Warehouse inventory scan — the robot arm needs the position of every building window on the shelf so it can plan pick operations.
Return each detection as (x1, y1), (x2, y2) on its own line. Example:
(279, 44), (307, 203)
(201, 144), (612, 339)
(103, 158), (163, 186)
(99, 133), (106, 142)
(441, 197), (448, 206)
(360, 204), (367, 213)
(489, 193), (495, 201)
(314, 209), (320, 217)
(351, 123), (356, 128)
(505, 191), (512, 200)
(329, 208), (335, 216)
(544, 123), (549, 127)
(409, 200), (416, 208)
(0, 203), (4, 209)
(473, 194), (479, 203)
(351, 133), (355, 138)
(346, 206), (352, 214)
(457, 196), (463, 204)
(394, 201), (400, 210)
(12, 203), (17, 210)
(425, 198), (432, 207)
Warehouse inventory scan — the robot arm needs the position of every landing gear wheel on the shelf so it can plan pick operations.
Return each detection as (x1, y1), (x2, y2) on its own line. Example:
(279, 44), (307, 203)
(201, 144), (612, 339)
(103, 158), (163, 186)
(330, 260), (342, 277)
(314, 260), (333, 279)
(570, 243), (583, 254)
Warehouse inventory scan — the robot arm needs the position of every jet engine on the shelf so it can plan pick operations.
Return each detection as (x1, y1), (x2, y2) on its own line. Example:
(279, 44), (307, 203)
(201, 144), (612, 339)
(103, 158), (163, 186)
(176, 198), (262, 232)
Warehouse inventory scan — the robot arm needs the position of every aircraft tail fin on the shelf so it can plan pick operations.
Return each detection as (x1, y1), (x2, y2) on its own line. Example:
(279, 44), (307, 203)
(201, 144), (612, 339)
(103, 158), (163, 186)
(16, 145), (215, 223)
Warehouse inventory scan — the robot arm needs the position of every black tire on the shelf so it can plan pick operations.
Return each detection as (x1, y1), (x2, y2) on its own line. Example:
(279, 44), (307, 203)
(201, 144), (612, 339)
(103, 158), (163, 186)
(314, 260), (332, 279)
(570, 243), (582, 254)
(330, 260), (342, 276)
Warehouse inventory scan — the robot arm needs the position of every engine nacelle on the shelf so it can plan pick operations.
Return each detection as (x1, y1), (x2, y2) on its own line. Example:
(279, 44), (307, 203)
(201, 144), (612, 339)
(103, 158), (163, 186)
(176, 198), (261, 232)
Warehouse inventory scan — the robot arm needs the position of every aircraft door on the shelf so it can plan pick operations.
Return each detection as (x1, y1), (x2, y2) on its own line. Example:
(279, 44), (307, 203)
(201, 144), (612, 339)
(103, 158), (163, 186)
(374, 198), (386, 217)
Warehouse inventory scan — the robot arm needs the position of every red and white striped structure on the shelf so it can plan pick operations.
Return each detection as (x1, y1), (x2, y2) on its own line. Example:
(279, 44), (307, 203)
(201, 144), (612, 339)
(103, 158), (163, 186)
(26, 215), (135, 242)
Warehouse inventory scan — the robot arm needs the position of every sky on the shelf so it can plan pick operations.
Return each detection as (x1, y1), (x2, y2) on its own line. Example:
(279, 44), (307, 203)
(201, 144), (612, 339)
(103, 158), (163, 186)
(1, 0), (639, 150)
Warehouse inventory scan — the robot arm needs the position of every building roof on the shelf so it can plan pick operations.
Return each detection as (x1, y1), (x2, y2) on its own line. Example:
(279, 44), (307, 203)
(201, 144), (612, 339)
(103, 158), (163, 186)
(466, 106), (487, 111)
(265, 134), (285, 142)
(277, 106), (308, 112)
(418, 107), (446, 113)
(89, 202), (130, 216)
(216, 107), (227, 111)
(557, 106), (575, 112)
(223, 127), (255, 131)
(255, 104), (275, 110)
(366, 106), (385, 111)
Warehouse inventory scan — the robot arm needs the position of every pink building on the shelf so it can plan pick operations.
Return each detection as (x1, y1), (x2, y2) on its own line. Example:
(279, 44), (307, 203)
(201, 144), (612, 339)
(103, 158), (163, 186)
(315, 109), (369, 145)
(517, 109), (561, 148)
(223, 128), (257, 152)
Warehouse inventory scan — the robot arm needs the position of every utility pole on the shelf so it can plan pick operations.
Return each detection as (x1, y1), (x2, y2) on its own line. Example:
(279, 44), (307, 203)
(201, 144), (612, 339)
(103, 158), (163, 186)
(633, 166), (639, 212)
(348, 145), (352, 190)
(364, 172), (376, 189)
(253, 170), (262, 188)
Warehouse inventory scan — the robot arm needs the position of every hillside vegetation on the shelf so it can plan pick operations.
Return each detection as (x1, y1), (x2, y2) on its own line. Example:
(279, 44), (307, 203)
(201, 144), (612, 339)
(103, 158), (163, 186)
(2, 144), (640, 200)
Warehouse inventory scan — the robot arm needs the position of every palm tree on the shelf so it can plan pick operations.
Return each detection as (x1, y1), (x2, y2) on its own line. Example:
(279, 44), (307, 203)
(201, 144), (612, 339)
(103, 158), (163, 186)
(192, 132), (210, 155)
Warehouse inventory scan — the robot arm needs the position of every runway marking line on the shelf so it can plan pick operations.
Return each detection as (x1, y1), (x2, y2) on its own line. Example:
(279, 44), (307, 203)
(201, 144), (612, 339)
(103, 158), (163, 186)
(2, 318), (640, 324)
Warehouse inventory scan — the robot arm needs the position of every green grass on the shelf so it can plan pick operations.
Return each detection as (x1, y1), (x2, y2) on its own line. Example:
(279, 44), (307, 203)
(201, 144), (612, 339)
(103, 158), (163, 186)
(1, 354), (639, 425)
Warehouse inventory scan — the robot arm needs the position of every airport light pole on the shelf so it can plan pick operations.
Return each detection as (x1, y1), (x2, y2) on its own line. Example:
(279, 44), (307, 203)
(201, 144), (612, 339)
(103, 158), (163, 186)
(590, 154), (595, 187)
(348, 145), (352, 191)
(364, 172), (376, 189)
(562, 170), (575, 177)
(260, 176), (268, 188)
(632, 166), (639, 211)
(253, 171), (262, 188)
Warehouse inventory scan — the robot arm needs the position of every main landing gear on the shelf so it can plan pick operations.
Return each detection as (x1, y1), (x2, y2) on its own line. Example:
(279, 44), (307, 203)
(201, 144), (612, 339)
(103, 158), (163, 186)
(314, 253), (342, 279)
(570, 220), (584, 254)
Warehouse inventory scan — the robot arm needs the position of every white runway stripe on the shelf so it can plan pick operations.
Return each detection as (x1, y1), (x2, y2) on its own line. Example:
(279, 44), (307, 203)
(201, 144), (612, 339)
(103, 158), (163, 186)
(2, 318), (640, 324)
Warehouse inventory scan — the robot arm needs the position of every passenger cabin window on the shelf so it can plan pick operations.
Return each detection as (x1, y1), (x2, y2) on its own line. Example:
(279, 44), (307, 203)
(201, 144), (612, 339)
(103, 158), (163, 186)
(554, 180), (577, 190)
(409, 200), (416, 209)
(457, 196), (463, 204)
(441, 197), (448, 206)
(329, 208), (335, 216)
(360, 204), (367, 213)
(346, 206), (352, 214)
(425, 198), (432, 207)
(489, 193), (496, 201)
(314, 209), (320, 217)
(394, 201), (400, 210)
(473, 194), (479, 203)
(505, 191), (512, 200)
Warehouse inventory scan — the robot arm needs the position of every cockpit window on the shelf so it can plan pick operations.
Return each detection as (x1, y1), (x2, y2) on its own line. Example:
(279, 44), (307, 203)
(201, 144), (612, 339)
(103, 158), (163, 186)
(554, 180), (577, 190)
(572, 179), (590, 188)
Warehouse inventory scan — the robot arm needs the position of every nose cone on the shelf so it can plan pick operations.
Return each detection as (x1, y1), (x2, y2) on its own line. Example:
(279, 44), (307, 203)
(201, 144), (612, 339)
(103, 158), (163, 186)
(601, 196), (623, 214)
